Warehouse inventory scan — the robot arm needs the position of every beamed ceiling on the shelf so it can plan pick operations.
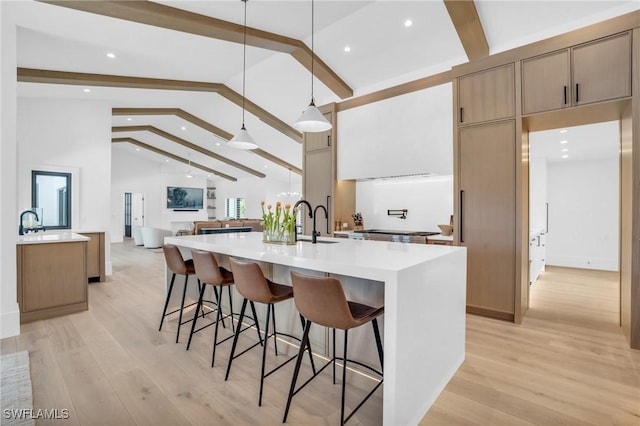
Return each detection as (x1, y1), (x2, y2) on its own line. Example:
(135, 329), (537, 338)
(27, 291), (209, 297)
(12, 0), (640, 184)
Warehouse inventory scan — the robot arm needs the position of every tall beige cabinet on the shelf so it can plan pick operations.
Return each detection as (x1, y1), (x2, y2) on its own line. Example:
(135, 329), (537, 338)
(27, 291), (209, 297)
(456, 63), (518, 320)
(302, 103), (355, 236)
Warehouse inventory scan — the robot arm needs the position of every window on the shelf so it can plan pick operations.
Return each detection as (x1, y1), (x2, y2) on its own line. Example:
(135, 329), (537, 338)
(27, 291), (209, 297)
(225, 198), (246, 219)
(32, 170), (71, 229)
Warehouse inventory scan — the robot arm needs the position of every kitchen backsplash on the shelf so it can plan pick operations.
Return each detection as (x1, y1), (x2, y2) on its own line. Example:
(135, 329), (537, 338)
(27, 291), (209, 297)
(354, 175), (453, 232)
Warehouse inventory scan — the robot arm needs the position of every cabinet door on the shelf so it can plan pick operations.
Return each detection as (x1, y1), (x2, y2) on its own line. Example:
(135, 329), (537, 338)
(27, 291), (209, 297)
(303, 148), (332, 236)
(572, 32), (631, 106)
(522, 50), (570, 115)
(458, 63), (515, 125)
(459, 120), (515, 315)
(304, 119), (332, 152)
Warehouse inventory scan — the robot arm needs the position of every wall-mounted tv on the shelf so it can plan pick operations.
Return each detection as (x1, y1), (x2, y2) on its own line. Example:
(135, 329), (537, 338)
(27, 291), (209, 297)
(167, 186), (204, 210)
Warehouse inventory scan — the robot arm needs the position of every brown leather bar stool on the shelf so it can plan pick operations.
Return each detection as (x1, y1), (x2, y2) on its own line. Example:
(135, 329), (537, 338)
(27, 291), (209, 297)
(187, 249), (257, 367)
(284, 271), (384, 425)
(225, 258), (316, 406)
(159, 244), (203, 343)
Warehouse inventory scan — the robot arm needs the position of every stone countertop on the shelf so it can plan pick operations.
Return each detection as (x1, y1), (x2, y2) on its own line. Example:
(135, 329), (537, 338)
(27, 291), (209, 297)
(17, 230), (90, 245)
(165, 231), (463, 282)
(427, 234), (454, 242)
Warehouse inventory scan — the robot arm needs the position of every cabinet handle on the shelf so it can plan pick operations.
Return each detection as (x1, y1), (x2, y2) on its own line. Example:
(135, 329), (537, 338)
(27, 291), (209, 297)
(327, 135), (331, 146)
(459, 190), (464, 243)
(546, 202), (549, 233)
(460, 107), (464, 123)
(326, 195), (331, 234)
(575, 83), (579, 103)
(563, 86), (567, 105)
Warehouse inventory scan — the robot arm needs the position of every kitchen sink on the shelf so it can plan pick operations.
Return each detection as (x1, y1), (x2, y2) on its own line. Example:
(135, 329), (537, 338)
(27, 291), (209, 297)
(297, 239), (340, 244)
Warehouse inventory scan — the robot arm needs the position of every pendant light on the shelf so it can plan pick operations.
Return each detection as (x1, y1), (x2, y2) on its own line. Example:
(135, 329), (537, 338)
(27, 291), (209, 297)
(293, 0), (332, 133)
(228, 0), (258, 149)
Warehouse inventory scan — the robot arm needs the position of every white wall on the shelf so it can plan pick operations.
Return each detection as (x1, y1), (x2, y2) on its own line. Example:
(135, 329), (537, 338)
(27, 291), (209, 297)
(356, 175), (453, 231)
(1, 1), (20, 339)
(337, 83), (453, 180)
(17, 98), (113, 274)
(111, 146), (208, 240)
(546, 158), (619, 271)
(214, 174), (302, 220)
(529, 155), (548, 234)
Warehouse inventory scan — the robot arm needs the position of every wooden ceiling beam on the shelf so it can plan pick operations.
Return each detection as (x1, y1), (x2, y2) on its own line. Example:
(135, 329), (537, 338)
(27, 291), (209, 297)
(17, 67), (302, 144)
(112, 125), (266, 178)
(113, 107), (302, 175)
(40, 0), (353, 98)
(443, 0), (489, 61)
(112, 137), (237, 182)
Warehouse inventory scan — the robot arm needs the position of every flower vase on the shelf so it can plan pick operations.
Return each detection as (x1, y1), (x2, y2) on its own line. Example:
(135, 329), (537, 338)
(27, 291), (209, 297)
(263, 227), (296, 245)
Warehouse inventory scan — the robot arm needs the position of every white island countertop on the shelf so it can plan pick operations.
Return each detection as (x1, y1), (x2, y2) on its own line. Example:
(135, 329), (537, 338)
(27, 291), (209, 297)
(17, 230), (90, 245)
(165, 232), (462, 282)
(165, 231), (466, 425)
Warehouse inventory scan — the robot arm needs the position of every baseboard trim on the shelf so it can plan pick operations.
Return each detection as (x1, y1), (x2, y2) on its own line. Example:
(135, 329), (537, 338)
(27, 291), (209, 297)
(466, 305), (515, 322)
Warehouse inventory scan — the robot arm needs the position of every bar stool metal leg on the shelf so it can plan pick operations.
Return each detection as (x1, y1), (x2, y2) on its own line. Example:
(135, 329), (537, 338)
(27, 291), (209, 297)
(175, 274), (189, 343)
(258, 303), (272, 406)
(225, 298), (248, 380)
(158, 273), (176, 331)
(186, 283), (206, 350)
(283, 321), (311, 423)
(340, 330), (348, 426)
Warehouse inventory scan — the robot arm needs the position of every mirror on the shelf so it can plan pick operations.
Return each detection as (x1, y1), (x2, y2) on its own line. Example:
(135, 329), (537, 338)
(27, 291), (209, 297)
(31, 170), (71, 229)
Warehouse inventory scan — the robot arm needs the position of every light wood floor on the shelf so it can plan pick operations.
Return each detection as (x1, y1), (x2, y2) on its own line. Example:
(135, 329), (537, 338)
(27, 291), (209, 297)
(1, 243), (639, 425)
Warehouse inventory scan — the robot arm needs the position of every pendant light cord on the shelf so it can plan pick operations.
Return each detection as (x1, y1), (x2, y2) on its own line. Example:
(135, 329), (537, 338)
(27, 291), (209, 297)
(241, 0), (248, 128)
(310, 0), (315, 103)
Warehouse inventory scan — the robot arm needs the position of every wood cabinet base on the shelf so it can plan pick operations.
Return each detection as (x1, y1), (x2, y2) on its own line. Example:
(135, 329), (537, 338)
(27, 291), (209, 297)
(17, 241), (88, 324)
(20, 301), (88, 323)
(466, 305), (515, 322)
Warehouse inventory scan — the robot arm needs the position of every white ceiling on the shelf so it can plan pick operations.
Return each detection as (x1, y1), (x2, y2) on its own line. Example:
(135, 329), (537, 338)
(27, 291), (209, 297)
(11, 0), (639, 184)
(529, 121), (620, 163)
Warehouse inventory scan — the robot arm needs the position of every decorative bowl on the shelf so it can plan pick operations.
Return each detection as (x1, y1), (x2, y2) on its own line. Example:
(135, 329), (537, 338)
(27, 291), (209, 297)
(437, 224), (453, 236)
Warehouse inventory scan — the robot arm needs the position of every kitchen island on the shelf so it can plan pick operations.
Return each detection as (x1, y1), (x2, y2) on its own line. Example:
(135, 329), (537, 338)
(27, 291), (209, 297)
(165, 232), (466, 425)
(17, 231), (89, 322)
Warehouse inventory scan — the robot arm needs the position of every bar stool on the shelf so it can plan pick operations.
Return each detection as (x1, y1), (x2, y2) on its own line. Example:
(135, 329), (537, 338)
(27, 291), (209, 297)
(159, 244), (203, 343)
(225, 258), (316, 406)
(284, 271), (384, 425)
(187, 249), (256, 367)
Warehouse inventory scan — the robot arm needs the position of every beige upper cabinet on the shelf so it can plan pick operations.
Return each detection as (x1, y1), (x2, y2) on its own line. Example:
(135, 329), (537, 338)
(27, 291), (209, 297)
(458, 63), (515, 126)
(522, 50), (570, 115)
(572, 31), (631, 106)
(522, 31), (631, 115)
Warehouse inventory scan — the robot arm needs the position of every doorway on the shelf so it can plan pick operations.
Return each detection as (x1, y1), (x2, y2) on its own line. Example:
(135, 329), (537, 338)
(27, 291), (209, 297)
(124, 192), (144, 238)
(528, 121), (620, 325)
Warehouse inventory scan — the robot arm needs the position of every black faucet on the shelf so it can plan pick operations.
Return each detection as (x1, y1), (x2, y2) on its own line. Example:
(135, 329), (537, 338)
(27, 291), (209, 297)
(293, 200), (313, 242)
(19, 210), (41, 236)
(312, 204), (328, 244)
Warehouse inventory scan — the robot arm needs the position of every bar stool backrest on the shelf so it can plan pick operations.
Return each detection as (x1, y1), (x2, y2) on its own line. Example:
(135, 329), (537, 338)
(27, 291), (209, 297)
(163, 244), (188, 275)
(290, 271), (355, 330)
(191, 250), (224, 285)
(229, 258), (273, 304)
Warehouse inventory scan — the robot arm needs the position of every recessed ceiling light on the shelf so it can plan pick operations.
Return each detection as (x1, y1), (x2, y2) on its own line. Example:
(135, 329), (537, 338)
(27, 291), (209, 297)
(562, 154), (569, 158)
(135, 148), (140, 151)
(562, 148), (568, 152)
(344, 46), (351, 52)
(165, 159), (169, 162)
(560, 140), (568, 144)
(126, 117), (132, 121)
(181, 126), (186, 131)
(264, 165), (268, 168)
(404, 19), (413, 27)
(216, 142), (220, 146)
(106, 52), (116, 59)
(83, 88), (91, 93)
(207, 174), (212, 178)
(559, 129), (568, 134)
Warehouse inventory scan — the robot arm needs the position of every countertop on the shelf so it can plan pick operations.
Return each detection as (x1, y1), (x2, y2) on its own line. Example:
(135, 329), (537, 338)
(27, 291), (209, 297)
(428, 234), (454, 242)
(166, 232), (463, 282)
(17, 230), (90, 245)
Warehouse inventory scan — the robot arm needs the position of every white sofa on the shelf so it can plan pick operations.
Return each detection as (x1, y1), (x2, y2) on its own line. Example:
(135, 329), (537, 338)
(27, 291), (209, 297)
(140, 227), (172, 249)
(132, 226), (144, 246)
